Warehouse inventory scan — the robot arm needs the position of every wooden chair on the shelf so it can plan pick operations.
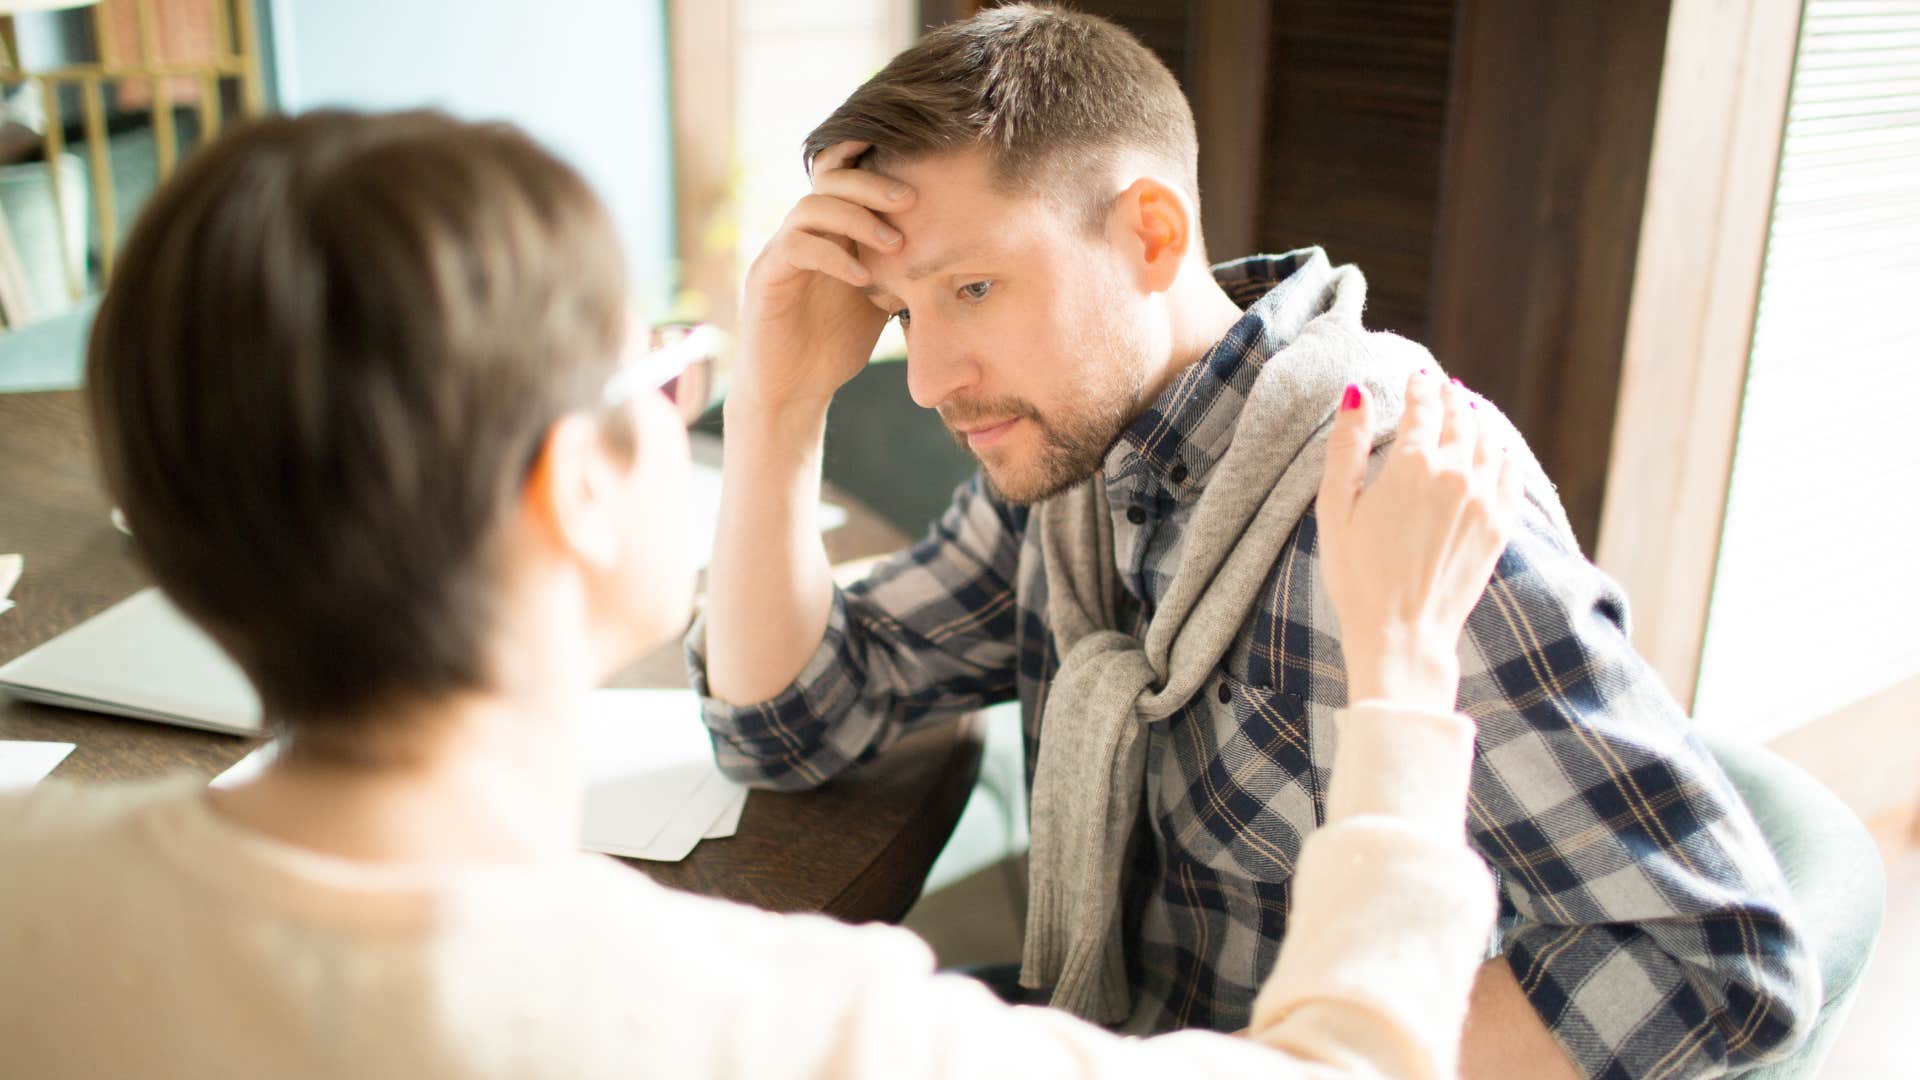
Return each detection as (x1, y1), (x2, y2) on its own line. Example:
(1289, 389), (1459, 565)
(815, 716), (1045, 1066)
(0, 0), (265, 328)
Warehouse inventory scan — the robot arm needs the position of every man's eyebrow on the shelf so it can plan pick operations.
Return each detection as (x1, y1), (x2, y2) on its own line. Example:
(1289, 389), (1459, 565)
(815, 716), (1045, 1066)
(861, 243), (996, 302)
(903, 243), (993, 281)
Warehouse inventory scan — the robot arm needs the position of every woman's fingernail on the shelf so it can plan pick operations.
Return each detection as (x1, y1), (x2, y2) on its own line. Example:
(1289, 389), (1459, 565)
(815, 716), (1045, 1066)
(888, 182), (912, 201)
(875, 224), (902, 246)
(1341, 384), (1362, 411)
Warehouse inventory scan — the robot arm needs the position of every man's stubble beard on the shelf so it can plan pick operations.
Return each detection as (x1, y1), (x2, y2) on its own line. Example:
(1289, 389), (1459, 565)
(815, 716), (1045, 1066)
(957, 315), (1152, 506)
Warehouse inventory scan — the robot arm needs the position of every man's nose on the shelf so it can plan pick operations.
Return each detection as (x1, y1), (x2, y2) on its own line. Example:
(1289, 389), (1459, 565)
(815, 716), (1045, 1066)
(904, 324), (979, 410)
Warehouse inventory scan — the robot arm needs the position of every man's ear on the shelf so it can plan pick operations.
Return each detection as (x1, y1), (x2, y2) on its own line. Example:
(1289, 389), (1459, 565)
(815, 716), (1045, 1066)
(521, 413), (625, 569)
(1112, 176), (1193, 294)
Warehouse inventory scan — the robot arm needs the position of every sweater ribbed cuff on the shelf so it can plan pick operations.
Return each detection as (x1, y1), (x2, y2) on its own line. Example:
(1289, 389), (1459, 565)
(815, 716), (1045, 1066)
(1325, 701), (1477, 828)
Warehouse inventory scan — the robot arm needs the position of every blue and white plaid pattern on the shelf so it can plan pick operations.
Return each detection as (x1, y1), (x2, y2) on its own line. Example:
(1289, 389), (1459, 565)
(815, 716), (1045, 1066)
(688, 252), (1816, 1078)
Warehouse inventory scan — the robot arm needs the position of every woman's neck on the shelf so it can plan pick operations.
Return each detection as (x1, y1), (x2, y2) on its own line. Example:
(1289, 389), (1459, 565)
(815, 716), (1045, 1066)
(206, 681), (592, 867)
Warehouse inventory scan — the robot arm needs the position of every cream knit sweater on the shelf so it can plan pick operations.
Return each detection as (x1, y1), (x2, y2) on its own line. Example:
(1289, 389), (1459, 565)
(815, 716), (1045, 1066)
(0, 703), (1492, 1079)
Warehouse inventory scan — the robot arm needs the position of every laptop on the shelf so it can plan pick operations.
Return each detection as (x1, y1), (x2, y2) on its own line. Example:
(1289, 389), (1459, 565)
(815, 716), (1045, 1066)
(0, 587), (264, 736)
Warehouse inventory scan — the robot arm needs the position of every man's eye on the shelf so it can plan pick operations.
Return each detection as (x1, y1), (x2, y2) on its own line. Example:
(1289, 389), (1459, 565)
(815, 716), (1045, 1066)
(958, 280), (994, 302)
(891, 309), (911, 327)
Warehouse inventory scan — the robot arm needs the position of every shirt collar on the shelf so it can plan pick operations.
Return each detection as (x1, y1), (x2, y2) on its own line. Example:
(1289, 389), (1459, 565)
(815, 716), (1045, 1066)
(1106, 247), (1335, 500)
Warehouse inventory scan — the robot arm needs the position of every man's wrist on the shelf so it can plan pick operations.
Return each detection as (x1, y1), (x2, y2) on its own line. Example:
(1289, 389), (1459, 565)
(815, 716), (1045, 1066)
(723, 389), (832, 448)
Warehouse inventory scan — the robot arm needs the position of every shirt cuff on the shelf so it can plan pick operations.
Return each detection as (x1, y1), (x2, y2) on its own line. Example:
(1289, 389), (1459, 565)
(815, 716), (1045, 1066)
(682, 587), (852, 729)
(682, 588), (881, 790)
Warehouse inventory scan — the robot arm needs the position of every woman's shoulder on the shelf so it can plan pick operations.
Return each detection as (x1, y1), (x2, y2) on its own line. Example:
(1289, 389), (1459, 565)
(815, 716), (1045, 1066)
(0, 774), (200, 840)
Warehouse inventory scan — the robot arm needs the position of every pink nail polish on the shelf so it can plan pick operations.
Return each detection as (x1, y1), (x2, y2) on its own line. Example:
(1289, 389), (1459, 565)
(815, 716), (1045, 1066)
(1341, 384), (1362, 411)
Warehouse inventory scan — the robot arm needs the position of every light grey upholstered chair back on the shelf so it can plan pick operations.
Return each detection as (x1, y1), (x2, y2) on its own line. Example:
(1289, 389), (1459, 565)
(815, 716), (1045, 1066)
(1703, 733), (1886, 1079)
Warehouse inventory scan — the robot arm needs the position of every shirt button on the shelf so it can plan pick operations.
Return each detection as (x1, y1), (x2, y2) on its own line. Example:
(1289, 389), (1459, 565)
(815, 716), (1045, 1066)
(1170, 464), (1188, 485)
(1126, 506), (1147, 525)
(1217, 682), (1232, 704)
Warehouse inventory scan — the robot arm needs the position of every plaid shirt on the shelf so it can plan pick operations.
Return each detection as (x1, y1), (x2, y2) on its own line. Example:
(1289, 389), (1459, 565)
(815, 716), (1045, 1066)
(689, 252), (1815, 1078)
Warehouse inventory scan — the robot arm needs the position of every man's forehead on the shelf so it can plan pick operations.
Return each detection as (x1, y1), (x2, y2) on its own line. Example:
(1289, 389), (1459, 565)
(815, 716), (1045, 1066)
(852, 148), (1073, 297)
(862, 146), (1033, 216)
(859, 143), (991, 184)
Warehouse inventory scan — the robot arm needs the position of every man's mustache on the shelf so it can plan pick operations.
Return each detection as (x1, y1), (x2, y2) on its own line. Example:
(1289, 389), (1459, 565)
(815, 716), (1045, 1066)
(938, 396), (1041, 430)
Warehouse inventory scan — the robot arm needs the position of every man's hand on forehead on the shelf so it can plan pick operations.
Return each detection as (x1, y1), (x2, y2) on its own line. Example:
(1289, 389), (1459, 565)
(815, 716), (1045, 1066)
(730, 140), (918, 414)
(786, 140), (916, 287)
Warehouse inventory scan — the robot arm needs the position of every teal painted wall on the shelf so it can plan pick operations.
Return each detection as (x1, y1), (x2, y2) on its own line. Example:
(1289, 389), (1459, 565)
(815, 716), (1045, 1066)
(266, 0), (674, 312)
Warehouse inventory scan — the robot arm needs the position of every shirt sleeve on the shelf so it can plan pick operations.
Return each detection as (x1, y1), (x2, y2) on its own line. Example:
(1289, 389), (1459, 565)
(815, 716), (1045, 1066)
(1457, 500), (1820, 1078)
(684, 473), (1029, 790)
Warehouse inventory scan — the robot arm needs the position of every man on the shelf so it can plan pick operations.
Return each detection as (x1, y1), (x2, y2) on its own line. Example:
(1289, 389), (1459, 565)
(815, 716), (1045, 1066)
(4, 107), (1533, 1079)
(692, 6), (1816, 1078)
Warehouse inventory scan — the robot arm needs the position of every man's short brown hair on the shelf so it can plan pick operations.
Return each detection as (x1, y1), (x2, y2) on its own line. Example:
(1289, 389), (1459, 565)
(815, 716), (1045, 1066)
(86, 110), (630, 747)
(803, 3), (1199, 228)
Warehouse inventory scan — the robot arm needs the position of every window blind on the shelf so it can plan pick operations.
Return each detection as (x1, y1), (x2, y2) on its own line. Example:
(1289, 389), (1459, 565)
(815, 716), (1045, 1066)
(1694, 0), (1920, 738)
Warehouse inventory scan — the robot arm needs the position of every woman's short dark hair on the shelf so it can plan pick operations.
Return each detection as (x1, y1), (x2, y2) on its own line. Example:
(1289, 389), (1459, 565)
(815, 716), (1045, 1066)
(86, 109), (630, 752)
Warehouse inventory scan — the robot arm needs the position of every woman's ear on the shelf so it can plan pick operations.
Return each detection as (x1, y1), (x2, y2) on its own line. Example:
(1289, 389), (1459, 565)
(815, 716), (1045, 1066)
(521, 413), (626, 569)
(1112, 176), (1193, 294)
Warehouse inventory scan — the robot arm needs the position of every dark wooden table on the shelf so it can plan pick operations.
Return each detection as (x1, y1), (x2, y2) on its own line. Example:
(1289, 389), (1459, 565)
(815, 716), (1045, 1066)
(0, 390), (982, 923)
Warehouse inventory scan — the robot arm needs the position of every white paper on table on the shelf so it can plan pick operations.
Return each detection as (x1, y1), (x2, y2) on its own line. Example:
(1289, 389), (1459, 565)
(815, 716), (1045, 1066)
(686, 462), (846, 568)
(580, 689), (749, 861)
(0, 740), (74, 788)
(211, 741), (277, 788)
(590, 767), (738, 861)
(211, 689), (748, 862)
(703, 788), (746, 839)
(668, 770), (743, 852)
